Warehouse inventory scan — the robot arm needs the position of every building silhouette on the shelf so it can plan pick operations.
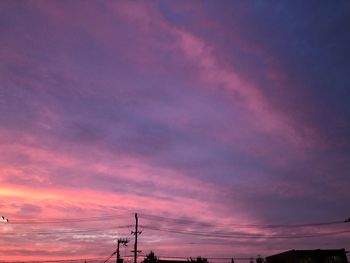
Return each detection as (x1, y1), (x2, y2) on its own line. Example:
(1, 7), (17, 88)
(266, 249), (348, 263)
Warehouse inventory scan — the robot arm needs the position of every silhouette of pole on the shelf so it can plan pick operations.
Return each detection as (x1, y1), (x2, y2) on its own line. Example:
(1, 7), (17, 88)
(131, 213), (141, 263)
(117, 238), (128, 263)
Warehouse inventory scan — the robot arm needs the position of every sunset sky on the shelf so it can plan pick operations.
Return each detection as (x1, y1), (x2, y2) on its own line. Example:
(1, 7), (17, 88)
(1, 1), (350, 262)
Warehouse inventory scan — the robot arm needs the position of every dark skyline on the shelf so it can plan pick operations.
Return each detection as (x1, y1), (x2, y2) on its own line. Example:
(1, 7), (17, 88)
(0, 1), (350, 262)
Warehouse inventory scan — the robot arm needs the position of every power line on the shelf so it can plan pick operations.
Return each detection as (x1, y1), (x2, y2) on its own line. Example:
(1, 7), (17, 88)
(141, 225), (350, 239)
(101, 251), (116, 263)
(157, 256), (256, 260)
(0, 256), (105, 263)
(2, 212), (349, 261)
(7, 214), (343, 238)
(140, 213), (349, 229)
(0, 225), (133, 236)
(9, 214), (131, 225)
(0, 255), (262, 263)
(7, 212), (349, 229)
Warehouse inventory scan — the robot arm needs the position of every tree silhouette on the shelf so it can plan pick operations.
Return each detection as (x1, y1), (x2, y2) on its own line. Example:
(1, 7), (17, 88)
(256, 255), (265, 263)
(142, 251), (159, 263)
(188, 257), (210, 263)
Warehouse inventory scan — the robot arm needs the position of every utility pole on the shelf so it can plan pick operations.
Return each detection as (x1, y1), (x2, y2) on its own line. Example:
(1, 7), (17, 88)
(116, 238), (128, 263)
(131, 213), (142, 263)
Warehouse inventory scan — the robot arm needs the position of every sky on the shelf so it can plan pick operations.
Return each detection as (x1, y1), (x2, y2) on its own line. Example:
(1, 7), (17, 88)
(1, 1), (350, 262)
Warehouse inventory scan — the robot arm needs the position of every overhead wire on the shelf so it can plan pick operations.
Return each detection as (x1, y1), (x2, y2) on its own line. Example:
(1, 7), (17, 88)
(101, 250), (116, 263)
(2, 213), (349, 241)
(157, 256), (255, 260)
(0, 256), (105, 263)
(0, 225), (133, 236)
(2, 212), (349, 261)
(9, 214), (132, 225)
(138, 214), (350, 241)
(139, 213), (349, 229)
(6, 212), (348, 229)
(141, 225), (350, 239)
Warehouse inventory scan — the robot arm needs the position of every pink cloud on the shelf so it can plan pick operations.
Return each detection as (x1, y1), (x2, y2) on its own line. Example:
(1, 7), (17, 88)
(172, 29), (313, 148)
(30, 1), (318, 153)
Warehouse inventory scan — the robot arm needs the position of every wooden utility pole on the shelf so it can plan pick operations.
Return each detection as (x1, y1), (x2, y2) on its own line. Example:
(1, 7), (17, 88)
(131, 213), (141, 263)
